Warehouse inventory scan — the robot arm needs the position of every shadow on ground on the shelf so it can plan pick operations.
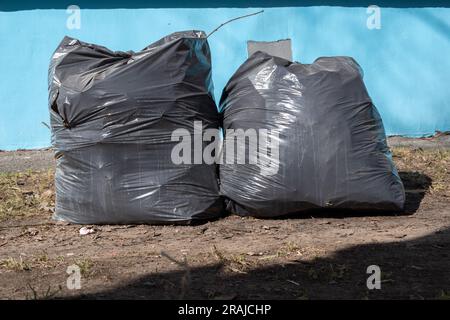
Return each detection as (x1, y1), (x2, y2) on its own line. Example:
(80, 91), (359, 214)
(258, 171), (432, 220)
(67, 172), (448, 300)
(399, 171), (432, 214)
(188, 170), (432, 225)
(70, 225), (449, 300)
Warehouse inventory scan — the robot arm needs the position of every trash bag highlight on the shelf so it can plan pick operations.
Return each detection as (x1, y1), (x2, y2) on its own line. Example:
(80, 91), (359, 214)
(49, 31), (223, 224)
(219, 52), (405, 217)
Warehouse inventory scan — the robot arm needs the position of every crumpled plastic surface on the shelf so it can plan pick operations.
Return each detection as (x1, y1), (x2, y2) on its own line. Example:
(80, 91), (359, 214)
(219, 51), (405, 217)
(49, 31), (223, 224)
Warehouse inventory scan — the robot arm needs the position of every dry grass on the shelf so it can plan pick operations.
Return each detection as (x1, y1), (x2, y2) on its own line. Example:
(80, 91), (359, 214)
(75, 258), (94, 277)
(33, 252), (65, 269)
(277, 242), (300, 257)
(0, 253), (65, 272)
(0, 169), (54, 220)
(0, 256), (31, 271)
(211, 245), (253, 274)
(391, 147), (450, 195)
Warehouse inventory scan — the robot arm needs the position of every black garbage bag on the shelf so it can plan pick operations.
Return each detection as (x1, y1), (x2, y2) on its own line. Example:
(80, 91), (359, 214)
(49, 31), (223, 224)
(219, 51), (405, 217)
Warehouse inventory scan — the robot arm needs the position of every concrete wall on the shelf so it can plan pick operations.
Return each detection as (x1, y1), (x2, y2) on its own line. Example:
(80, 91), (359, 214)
(1, 2), (450, 150)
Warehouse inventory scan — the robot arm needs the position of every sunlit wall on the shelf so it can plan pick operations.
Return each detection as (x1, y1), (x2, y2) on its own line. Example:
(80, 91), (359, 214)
(1, 2), (449, 150)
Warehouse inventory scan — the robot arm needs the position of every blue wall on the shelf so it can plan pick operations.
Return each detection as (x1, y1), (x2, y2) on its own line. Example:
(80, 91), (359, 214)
(1, 4), (450, 150)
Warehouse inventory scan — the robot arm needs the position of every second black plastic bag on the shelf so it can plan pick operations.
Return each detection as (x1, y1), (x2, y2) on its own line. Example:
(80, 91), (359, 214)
(219, 52), (405, 217)
(49, 31), (223, 224)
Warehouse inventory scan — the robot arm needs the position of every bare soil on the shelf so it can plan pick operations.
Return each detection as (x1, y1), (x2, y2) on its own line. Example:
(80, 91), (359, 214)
(0, 148), (54, 173)
(0, 145), (449, 300)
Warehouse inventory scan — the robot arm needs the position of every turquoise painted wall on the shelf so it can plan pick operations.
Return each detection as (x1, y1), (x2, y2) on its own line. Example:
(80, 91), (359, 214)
(1, 5), (450, 150)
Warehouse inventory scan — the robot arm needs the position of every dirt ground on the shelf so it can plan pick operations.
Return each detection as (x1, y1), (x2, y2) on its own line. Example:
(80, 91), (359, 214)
(0, 138), (449, 300)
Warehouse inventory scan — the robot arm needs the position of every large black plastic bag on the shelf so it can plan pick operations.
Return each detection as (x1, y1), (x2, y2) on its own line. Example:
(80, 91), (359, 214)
(219, 52), (405, 217)
(49, 31), (223, 224)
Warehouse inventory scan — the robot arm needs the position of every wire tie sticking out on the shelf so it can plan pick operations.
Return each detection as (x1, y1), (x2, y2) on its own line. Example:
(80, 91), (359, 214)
(206, 10), (264, 39)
